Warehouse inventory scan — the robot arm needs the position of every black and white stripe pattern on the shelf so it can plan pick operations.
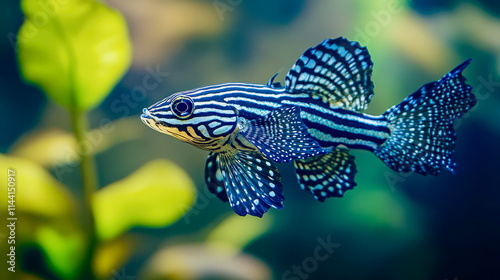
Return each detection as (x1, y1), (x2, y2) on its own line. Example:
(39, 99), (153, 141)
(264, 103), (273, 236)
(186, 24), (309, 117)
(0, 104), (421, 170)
(140, 37), (389, 217)
(285, 38), (374, 111)
(144, 82), (390, 152)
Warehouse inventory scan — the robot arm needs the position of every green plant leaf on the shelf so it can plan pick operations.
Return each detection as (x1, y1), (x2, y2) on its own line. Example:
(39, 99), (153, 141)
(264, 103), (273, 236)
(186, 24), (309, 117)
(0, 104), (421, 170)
(94, 236), (134, 280)
(36, 224), (86, 279)
(0, 154), (77, 220)
(9, 129), (77, 167)
(0, 154), (84, 279)
(18, 0), (131, 110)
(93, 159), (196, 240)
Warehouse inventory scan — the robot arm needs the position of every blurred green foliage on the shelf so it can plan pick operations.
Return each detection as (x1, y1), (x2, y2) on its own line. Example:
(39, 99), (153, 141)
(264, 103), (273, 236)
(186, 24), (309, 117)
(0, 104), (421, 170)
(5, 0), (198, 279)
(0, 154), (84, 279)
(93, 159), (196, 241)
(18, 0), (131, 110)
(3, 0), (276, 279)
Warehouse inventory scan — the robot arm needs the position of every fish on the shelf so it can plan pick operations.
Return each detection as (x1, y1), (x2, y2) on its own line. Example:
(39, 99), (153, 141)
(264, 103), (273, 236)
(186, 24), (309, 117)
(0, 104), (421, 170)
(141, 37), (476, 217)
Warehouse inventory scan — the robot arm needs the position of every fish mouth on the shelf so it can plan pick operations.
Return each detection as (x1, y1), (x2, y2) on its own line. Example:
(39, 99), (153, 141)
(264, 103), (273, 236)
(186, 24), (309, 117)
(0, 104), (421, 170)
(141, 108), (173, 136)
(141, 108), (151, 118)
(141, 108), (157, 127)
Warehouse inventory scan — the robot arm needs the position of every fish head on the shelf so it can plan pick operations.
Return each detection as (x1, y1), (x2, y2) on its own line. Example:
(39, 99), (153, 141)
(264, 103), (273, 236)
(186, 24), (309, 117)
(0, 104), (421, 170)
(141, 92), (239, 150)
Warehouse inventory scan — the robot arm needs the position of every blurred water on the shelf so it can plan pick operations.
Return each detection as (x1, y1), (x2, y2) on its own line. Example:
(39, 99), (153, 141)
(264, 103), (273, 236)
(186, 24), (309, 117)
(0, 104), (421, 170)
(2, 0), (500, 279)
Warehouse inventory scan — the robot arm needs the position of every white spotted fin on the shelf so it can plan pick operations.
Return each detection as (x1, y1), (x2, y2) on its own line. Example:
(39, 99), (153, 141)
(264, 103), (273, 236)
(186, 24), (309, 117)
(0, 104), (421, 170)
(239, 106), (328, 163)
(205, 151), (284, 217)
(294, 148), (357, 201)
(285, 37), (374, 112)
(375, 60), (476, 175)
(205, 152), (229, 202)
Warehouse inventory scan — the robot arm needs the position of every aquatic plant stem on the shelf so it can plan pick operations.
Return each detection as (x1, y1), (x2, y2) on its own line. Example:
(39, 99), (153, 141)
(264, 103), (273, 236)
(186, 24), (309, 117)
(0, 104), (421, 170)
(70, 108), (99, 280)
(55, 14), (99, 278)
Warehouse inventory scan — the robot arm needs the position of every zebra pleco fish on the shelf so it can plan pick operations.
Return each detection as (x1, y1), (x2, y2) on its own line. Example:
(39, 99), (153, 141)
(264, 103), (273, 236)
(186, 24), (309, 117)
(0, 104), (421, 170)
(141, 37), (476, 217)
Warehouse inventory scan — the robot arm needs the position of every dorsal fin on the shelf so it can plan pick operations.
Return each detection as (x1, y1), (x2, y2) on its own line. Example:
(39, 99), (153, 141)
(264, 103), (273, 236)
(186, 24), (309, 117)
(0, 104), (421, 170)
(285, 37), (374, 112)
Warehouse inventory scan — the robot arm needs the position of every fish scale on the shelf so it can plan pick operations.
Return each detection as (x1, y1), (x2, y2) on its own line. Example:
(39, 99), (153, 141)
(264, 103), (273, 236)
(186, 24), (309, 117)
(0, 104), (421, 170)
(141, 37), (476, 217)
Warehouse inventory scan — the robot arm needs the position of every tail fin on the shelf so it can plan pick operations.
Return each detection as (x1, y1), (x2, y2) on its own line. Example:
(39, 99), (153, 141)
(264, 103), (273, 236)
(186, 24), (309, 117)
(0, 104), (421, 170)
(375, 60), (476, 175)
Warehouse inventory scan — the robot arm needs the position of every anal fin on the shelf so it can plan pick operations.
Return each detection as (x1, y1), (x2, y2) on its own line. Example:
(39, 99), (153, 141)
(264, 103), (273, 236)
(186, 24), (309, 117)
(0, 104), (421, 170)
(294, 148), (357, 201)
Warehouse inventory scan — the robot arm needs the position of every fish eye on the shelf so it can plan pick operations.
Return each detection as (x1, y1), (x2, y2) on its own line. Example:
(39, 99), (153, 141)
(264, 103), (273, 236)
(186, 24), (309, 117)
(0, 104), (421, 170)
(171, 96), (195, 119)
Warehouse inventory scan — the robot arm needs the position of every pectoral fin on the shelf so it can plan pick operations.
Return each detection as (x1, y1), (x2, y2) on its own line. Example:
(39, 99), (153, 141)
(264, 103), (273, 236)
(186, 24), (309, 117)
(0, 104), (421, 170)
(239, 106), (328, 163)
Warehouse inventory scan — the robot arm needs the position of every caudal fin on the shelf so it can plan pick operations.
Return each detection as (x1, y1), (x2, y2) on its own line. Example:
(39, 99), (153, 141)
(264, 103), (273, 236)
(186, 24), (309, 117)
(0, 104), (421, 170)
(375, 60), (476, 175)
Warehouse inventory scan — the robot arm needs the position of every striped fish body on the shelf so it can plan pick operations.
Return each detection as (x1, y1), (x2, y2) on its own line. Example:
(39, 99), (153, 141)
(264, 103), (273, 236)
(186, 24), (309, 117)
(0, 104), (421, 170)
(147, 84), (390, 151)
(141, 37), (476, 217)
(227, 87), (390, 151)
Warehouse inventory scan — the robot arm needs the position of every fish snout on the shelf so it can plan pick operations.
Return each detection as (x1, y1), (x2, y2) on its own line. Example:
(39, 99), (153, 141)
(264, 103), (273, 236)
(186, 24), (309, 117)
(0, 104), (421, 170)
(141, 108), (155, 126)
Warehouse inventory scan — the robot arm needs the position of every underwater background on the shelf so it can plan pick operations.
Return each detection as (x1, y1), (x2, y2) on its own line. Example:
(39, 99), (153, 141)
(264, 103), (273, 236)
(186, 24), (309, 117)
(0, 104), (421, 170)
(1, 0), (500, 279)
